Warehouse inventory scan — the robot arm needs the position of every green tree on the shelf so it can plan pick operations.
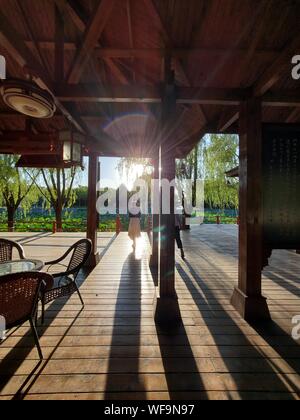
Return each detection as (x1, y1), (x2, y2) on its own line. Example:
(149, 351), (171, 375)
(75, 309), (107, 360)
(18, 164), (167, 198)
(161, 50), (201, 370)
(74, 186), (88, 207)
(33, 167), (80, 231)
(203, 134), (239, 210)
(117, 158), (152, 189)
(176, 141), (206, 208)
(0, 155), (40, 231)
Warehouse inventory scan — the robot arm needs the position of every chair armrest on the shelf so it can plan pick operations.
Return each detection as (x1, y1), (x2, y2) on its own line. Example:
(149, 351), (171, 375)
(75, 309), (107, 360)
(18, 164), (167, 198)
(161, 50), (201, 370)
(44, 256), (66, 266)
(44, 246), (72, 266)
(15, 242), (26, 259)
(52, 271), (70, 279)
(45, 262), (68, 270)
(45, 262), (68, 278)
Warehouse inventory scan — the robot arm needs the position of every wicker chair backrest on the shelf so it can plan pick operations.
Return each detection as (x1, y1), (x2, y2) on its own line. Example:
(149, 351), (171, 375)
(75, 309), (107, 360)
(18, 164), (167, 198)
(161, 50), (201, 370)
(0, 239), (24, 263)
(67, 239), (92, 275)
(0, 272), (53, 327)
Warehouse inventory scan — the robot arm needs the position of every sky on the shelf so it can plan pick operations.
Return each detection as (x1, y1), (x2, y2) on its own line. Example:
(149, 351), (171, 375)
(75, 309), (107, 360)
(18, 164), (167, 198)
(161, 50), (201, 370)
(77, 157), (120, 188)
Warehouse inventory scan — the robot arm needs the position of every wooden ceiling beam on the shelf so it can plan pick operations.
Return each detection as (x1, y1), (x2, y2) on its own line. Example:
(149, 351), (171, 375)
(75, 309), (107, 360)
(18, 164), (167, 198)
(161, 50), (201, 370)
(218, 30), (300, 132)
(0, 111), (107, 122)
(53, 84), (300, 107)
(262, 90), (300, 108)
(24, 42), (279, 60)
(0, 142), (59, 155)
(0, 131), (58, 141)
(66, 0), (117, 84)
(0, 129), (122, 158)
(54, 84), (245, 104)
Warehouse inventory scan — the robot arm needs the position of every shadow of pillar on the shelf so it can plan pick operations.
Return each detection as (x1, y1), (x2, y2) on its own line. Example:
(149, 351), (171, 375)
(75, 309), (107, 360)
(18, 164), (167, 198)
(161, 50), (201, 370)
(104, 252), (146, 398)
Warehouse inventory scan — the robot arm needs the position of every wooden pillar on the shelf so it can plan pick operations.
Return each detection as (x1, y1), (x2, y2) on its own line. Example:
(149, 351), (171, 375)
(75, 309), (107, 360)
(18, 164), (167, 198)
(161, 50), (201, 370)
(159, 145), (176, 296)
(86, 154), (100, 267)
(149, 153), (160, 270)
(154, 143), (181, 326)
(154, 56), (181, 326)
(231, 98), (270, 321)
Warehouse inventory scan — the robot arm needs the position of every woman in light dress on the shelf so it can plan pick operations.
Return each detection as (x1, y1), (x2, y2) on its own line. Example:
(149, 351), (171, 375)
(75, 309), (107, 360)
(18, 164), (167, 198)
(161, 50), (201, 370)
(128, 201), (141, 250)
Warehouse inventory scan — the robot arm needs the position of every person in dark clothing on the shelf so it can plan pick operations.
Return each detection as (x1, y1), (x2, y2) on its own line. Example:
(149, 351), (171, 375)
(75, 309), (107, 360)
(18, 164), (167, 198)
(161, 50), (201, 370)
(175, 214), (185, 260)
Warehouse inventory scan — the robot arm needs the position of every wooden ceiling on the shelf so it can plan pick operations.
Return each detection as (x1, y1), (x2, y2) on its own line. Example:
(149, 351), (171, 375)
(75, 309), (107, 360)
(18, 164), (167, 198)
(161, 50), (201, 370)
(0, 0), (300, 158)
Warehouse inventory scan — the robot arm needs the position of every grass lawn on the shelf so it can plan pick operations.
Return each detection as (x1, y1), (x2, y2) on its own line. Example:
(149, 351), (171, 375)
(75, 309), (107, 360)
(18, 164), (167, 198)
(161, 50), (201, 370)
(0, 211), (238, 232)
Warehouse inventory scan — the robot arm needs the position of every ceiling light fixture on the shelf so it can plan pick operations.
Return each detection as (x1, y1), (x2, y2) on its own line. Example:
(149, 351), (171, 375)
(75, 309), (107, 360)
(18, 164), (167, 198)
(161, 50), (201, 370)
(0, 78), (56, 118)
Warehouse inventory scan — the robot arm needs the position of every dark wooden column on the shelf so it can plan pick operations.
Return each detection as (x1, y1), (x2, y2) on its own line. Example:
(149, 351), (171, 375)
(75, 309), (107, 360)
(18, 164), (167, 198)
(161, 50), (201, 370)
(154, 143), (181, 325)
(158, 144), (176, 296)
(231, 98), (270, 321)
(86, 154), (100, 267)
(149, 153), (160, 272)
(154, 57), (182, 326)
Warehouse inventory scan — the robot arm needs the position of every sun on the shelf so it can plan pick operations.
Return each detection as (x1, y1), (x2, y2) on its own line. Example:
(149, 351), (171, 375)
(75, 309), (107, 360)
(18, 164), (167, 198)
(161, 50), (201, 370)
(121, 163), (147, 191)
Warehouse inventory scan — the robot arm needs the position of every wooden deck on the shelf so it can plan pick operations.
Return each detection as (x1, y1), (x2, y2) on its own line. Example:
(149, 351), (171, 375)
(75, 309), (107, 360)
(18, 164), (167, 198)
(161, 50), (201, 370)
(0, 226), (300, 400)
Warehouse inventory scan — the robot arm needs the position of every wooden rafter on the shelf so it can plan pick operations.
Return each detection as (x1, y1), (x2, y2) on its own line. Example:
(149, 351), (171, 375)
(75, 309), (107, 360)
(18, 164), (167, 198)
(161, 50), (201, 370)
(126, 0), (135, 83)
(219, 30), (300, 132)
(233, 0), (271, 84)
(218, 110), (239, 133)
(254, 33), (300, 96)
(16, 0), (51, 80)
(67, 0), (116, 84)
(55, 0), (129, 85)
(286, 108), (300, 123)
(55, 5), (65, 82)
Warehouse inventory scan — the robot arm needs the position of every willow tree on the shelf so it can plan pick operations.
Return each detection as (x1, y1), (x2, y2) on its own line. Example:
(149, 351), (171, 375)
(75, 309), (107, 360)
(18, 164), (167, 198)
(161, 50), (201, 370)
(203, 134), (239, 211)
(176, 141), (206, 208)
(117, 158), (153, 188)
(0, 155), (40, 231)
(34, 167), (80, 231)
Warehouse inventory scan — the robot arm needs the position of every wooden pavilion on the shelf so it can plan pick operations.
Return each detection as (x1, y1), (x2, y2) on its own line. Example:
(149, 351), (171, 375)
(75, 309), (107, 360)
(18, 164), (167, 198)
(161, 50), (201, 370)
(0, 0), (300, 327)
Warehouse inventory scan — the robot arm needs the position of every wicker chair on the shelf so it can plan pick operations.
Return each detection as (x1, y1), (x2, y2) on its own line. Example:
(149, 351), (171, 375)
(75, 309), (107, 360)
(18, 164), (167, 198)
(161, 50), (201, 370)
(0, 272), (53, 360)
(0, 238), (25, 263)
(41, 239), (92, 324)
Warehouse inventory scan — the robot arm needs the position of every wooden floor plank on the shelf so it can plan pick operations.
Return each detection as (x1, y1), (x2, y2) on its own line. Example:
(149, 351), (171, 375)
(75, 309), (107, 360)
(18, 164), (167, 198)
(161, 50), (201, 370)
(0, 227), (299, 400)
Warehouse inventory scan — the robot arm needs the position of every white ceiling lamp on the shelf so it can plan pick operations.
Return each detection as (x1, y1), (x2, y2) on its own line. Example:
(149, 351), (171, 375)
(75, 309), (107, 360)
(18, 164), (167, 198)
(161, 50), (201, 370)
(0, 79), (56, 118)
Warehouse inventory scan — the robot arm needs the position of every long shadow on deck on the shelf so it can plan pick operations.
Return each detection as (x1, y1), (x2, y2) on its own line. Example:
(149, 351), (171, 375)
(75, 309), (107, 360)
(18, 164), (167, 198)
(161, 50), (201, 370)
(104, 251), (146, 398)
(155, 323), (208, 400)
(176, 259), (299, 399)
(251, 321), (300, 378)
(263, 265), (300, 299)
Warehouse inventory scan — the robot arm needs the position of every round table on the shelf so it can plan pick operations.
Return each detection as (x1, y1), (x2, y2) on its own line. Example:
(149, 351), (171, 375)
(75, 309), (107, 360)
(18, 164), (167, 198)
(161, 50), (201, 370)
(0, 259), (44, 277)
